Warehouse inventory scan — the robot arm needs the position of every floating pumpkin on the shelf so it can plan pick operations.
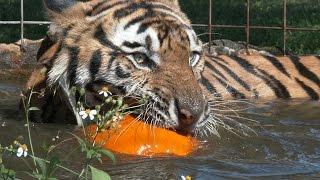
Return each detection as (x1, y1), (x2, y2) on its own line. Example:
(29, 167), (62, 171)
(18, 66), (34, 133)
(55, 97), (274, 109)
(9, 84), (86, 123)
(86, 115), (198, 156)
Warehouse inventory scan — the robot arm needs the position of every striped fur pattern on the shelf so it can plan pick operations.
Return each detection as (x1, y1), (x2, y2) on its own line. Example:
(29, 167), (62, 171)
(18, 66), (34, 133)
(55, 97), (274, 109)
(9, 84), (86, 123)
(26, 0), (319, 137)
(37, 0), (211, 136)
(201, 55), (320, 100)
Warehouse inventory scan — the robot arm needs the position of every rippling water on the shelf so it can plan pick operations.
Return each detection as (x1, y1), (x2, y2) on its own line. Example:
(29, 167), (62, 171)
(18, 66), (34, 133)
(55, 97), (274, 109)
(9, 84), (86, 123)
(0, 81), (319, 179)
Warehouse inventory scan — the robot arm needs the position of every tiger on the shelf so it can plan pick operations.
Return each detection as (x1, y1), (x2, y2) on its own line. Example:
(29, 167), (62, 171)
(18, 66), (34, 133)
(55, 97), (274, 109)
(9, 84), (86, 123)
(25, 0), (320, 137)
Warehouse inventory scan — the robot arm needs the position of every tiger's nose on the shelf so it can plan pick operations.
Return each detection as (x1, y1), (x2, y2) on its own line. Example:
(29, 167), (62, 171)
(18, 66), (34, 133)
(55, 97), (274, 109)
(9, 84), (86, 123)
(177, 108), (200, 135)
(179, 109), (195, 125)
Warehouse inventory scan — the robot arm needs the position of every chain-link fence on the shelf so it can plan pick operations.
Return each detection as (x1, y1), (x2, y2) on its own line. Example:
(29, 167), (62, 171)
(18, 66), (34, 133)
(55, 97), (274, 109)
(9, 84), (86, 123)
(0, 0), (319, 55)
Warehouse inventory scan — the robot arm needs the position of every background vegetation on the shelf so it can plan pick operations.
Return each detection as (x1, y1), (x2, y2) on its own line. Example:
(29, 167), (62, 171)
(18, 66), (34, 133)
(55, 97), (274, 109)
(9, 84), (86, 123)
(0, 0), (319, 54)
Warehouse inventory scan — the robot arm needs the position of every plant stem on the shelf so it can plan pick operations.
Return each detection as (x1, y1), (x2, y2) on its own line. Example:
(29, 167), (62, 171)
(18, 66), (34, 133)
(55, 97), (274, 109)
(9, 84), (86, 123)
(21, 90), (39, 174)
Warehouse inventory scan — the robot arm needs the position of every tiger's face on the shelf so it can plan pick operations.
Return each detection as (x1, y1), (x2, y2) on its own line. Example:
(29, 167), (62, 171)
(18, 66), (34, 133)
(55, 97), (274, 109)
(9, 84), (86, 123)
(45, 0), (211, 135)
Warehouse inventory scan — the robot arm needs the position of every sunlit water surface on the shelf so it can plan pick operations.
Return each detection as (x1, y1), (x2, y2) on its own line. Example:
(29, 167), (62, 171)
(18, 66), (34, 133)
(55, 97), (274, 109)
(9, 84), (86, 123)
(0, 81), (319, 179)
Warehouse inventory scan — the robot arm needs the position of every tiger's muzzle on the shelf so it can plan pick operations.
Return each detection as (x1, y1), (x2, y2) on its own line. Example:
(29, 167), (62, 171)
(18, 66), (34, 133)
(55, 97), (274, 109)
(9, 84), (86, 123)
(173, 74), (207, 135)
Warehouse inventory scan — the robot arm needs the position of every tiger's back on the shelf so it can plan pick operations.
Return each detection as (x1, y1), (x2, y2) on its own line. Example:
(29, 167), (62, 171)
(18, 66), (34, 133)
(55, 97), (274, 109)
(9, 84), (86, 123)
(201, 55), (320, 100)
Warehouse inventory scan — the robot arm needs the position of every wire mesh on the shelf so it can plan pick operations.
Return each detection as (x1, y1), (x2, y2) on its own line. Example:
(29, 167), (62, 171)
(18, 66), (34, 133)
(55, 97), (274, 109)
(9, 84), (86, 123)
(0, 0), (319, 55)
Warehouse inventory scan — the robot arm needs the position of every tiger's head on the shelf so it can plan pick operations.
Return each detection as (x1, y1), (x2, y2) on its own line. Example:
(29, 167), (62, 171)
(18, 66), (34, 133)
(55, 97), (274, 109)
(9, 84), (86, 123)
(43, 0), (213, 136)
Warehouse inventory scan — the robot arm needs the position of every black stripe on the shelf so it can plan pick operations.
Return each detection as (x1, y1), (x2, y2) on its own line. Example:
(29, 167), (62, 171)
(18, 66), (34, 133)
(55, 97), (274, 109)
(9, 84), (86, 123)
(125, 12), (178, 31)
(91, 1), (128, 16)
(114, 2), (151, 19)
(158, 28), (170, 47)
(67, 47), (80, 86)
(204, 61), (227, 80)
(295, 78), (319, 100)
(63, 25), (74, 37)
(115, 65), (131, 79)
(124, 11), (154, 30)
(107, 55), (117, 69)
(94, 25), (123, 52)
(122, 41), (142, 48)
(137, 20), (162, 34)
(114, 2), (173, 20)
(262, 55), (291, 78)
(211, 74), (246, 99)
(211, 59), (251, 91)
(208, 56), (230, 65)
(289, 55), (320, 88)
(200, 76), (222, 98)
(89, 49), (102, 80)
(37, 35), (56, 60)
(229, 55), (291, 99)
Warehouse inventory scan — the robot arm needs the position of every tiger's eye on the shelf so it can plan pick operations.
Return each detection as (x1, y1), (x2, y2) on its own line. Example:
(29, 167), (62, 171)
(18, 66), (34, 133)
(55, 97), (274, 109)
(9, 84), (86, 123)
(133, 53), (147, 64)
(189, 52), (201, 66)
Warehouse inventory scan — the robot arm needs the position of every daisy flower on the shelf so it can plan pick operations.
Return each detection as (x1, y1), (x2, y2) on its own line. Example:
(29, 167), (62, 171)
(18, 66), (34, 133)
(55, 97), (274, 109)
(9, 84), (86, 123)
(79, 109), (97, 120)
(99, 86), (112, 97)
(181, 175), (192, 180)
(17, 144), (28, 157)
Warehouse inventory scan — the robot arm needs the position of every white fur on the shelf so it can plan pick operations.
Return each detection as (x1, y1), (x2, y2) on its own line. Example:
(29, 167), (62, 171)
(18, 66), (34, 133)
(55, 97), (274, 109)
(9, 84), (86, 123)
(168, 99), (179, 126)
(185, 29), (202, 52)
(48, 53), (69, 86)
(75, 64), (91, 86)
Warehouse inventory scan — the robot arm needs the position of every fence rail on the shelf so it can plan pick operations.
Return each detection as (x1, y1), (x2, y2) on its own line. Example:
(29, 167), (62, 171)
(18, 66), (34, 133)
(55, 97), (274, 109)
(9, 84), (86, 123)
(0, 0), (319, 55)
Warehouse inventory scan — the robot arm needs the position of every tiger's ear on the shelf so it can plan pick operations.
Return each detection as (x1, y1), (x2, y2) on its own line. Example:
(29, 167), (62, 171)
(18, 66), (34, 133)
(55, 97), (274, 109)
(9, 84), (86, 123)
(43, 0), (76, 13)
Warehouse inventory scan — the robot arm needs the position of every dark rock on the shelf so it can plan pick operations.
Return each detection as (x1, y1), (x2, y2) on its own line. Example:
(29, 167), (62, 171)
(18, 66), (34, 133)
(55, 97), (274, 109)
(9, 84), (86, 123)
(0, 39), (43, 80)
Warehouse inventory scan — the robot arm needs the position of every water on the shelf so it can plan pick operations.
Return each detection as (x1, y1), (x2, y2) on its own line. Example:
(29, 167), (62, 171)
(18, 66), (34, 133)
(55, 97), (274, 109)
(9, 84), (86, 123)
(0, 80), (320, 179)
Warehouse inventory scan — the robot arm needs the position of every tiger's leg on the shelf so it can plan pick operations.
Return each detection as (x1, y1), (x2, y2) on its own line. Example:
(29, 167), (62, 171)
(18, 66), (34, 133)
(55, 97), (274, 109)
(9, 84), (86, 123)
(23, 67), (79, 124)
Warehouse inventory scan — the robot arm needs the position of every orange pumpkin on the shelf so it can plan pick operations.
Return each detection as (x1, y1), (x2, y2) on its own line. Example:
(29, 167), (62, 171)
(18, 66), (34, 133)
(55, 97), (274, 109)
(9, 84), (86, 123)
(86, 115), (198, 156)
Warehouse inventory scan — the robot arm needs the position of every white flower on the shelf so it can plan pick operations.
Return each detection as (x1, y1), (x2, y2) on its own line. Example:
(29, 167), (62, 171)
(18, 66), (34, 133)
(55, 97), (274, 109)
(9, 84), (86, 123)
(181, 175), (192, 180)
(17, 144), (28, 157)
(79, 109), (97, 120)
(99, 86), (112, 97)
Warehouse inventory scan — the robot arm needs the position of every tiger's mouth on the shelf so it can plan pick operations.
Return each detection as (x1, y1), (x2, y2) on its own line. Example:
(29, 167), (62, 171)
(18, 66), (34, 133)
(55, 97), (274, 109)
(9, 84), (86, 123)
(85, 83), (211, 136)
(131, 95), (210, 136)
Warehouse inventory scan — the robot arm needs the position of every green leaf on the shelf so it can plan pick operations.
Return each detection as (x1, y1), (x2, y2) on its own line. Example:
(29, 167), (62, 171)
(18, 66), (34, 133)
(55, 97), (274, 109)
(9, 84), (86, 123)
(34, 157), (47, 176)
(90, 166), (111, 180)
(29, 107), (40, 111)
(116, 97), (124, 108)
(98, 149), (116, 164)
(69, 133), (87, 151)
(48, 156), (60, 177)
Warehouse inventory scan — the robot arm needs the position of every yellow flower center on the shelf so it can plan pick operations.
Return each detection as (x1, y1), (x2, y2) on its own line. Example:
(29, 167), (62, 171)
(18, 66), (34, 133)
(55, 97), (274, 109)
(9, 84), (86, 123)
(85, 109), (91, 114)
(21, 144), (28, 151)
(101, 86), (109, 92)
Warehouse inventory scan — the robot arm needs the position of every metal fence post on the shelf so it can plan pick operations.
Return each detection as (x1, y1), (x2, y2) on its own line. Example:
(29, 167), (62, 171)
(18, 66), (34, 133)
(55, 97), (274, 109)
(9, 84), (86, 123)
(246, 0), (250, 54)
(20, 0), (24, 51)
(283, 0), (287, 56)
(208, 0), (212, 53)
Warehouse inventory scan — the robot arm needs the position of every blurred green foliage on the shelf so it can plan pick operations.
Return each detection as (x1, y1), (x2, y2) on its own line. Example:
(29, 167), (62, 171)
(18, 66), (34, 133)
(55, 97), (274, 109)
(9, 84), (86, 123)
(0, 0), (319, 54)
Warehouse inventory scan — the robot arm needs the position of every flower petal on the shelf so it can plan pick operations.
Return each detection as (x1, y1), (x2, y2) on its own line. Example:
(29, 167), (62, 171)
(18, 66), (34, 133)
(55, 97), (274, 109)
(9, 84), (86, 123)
(90, 110), (97, 115)
(17, 147), (23, 157)
(23, 151), (28, 157)
(79, 111), (86, 116)
(81, 113), (88, 119)
(89, 114), (95, 120)
(99, 91), (104, 95)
